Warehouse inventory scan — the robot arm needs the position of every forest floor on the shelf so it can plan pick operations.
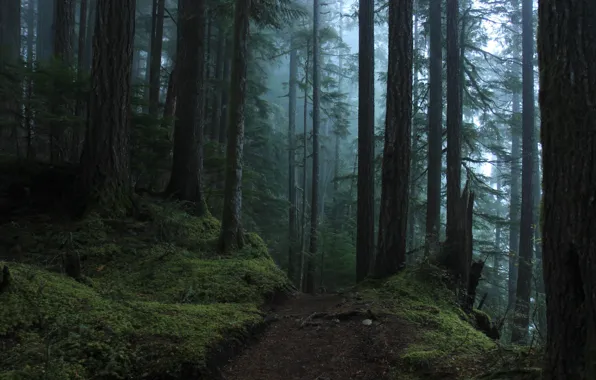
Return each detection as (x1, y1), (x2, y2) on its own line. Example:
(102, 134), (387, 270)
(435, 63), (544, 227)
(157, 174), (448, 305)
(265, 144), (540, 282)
(222, 293), (416, 380)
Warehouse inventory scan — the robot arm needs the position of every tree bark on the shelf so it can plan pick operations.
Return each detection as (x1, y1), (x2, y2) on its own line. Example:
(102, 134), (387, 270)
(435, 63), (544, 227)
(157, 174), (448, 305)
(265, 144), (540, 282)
(210, 28), (225, 141)
(77, 0), (135, 216)
(356, 0), (375, 282)
(219, 0), (251, 253)
(374, 0), (413, 278)
(538, 0), (596, 378)
(165, 0), (207, 215)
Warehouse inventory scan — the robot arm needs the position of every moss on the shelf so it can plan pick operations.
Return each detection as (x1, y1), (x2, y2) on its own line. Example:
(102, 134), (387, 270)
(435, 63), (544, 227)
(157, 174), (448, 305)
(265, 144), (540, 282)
(359, 265), (496, 378)
(0, 199), (289, 379)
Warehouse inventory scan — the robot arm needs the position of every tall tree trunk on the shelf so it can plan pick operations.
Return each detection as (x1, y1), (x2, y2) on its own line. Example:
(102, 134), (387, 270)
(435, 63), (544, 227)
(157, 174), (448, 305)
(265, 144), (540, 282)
(287, 31), (298, 282)
(374, 0), (413, 278)
(511, 0), (535, 344)
(165, 0), (207, 214)
(443, 0), (465, 284)
(37, 0), (54, 62)
(305, 0), (321, 294)
(538, 0), (596, 377)
(77, 0), (135, 216)
(148, 0), (165, 117)
(218, 37), (231, 144)
(51, 0), (75, 163)
(219, 0), (251, 253)
(425, 0), (442, 257)
(72, 0), (89, 162)
(162, 66), (177, 127)
(508, 0), (522, 312)
(26, 0), (35, 159)
(210, 28), (225, 141)
(356, 0), (375, 282)
(83, 0), (96, 70)
(299, 44), (310, 291)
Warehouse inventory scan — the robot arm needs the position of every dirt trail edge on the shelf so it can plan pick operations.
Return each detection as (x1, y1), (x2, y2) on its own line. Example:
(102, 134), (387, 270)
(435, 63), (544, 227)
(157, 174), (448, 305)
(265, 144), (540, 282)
(221, 293), (416, 380)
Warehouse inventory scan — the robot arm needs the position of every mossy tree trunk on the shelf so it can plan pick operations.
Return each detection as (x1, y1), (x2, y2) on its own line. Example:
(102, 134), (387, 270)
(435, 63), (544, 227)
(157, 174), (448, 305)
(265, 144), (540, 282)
(219, 0), (251, 253)
(165, 0), (207, 216)
(374, 0), (413, 278)
(77, 0), (136, 216)
(538, 0), (596, 378)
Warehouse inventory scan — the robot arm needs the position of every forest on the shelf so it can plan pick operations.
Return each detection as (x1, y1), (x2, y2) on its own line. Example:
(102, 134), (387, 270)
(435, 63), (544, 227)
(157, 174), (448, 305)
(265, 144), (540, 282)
(0, 0), (594, 379)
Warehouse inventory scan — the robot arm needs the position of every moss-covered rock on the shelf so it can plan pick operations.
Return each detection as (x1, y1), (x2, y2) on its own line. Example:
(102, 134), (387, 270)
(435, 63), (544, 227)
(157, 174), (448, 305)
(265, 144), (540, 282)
(0, 199), (289, 379)
(358, 265), (497, 378)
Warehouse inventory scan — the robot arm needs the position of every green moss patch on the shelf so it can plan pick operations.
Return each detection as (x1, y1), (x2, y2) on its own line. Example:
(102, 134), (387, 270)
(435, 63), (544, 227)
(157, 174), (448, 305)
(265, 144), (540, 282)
(0, 199), (289, 379)
(359, 265), (497, 378)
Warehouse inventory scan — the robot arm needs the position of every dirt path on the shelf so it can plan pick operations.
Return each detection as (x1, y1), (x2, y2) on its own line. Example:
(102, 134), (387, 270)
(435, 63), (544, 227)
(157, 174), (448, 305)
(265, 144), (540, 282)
(221, 293), (415, 380)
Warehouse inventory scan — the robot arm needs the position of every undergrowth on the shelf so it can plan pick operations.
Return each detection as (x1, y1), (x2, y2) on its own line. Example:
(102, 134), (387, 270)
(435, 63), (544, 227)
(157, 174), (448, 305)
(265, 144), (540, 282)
(0, 198), (289, 379)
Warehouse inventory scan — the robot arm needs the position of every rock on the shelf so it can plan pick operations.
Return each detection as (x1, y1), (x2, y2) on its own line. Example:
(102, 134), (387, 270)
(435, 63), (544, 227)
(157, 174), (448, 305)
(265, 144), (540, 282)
(362, 319), (373, 326)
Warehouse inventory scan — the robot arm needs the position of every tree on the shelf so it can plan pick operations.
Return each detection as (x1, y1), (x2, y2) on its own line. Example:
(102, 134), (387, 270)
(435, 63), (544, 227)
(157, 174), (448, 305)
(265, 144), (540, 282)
(538, 0), (596, 377)
(511, 0), (535, 344)
(287, 29), (298, 282)
(425, 0), (443, 257)
(356, 0), (375, 282)
(305, 0), (321, 294)
(77, 0), (136, 215)
(148, 0), (165, 117)
(165, 0), (207, 214)
(374, 0), (413, 278)
(219, 0), (251, 253)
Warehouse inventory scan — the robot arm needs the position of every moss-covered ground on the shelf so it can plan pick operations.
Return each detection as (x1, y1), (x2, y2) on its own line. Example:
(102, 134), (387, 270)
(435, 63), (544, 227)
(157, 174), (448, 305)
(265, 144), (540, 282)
(357, 266), (515, 379)
(0, 198), (289, 380)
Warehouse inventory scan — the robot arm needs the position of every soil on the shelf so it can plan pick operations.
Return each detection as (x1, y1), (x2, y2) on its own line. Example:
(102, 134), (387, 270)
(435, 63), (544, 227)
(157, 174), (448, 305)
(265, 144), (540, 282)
(221, 293), (417, 380)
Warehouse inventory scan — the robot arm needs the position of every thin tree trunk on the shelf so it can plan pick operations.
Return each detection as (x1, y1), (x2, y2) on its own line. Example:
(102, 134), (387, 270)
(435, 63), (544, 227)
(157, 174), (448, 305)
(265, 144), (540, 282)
(287, 31), (298, 282)
(300, 44), (310, 291)
(425, 0), (443, 257)
(511, 0), (535, 344)
(72, 0), (88, 162)
(356, 0), (375, 282)
(148, 0), (165, 117)
(211, 28), (225, 140)
(218, 38), (231, 144)
(219, 0), (251, 253)
(306, 0), (321, 294)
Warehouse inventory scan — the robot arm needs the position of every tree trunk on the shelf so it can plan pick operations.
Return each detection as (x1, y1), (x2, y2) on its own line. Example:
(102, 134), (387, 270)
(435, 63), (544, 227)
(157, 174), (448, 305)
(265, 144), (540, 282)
(37, 0), (55, 62)
(162, 66), (177, 127)
(299, 44), (310, 291)
(218, 37), (231, 145)
(72, 0), (89, 162)
(166, 0), (207, 215)
(51, 0), (75, 163)
(508, 0), (522, 312)
(511, 0), (535, 345)
(443, 0), (465, 285)
(306, 0), (321, 294)
(539, 0), (596, 377)
(374, 0), (412, 278)
(83, 0), (96, 70)
(77, 0), (135, 216)
(356, 0), (375, 282)
(210, 28), (225, 141)
(425, 0), (443, 257)
(148, 0), (165, 117)
(287, 31), (298, 282)
(219, 0), (251, 253)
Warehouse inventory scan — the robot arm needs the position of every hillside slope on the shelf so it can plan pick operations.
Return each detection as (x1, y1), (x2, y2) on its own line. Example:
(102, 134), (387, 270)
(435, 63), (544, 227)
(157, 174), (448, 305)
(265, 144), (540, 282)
(0, 197), (289, 380)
